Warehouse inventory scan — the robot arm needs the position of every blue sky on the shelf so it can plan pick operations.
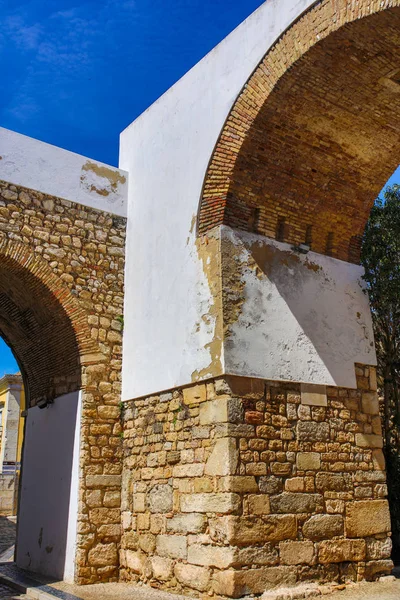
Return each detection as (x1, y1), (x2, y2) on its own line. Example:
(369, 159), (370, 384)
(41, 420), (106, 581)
(0, 0), (399, 375)
(0, 0), (265, 166)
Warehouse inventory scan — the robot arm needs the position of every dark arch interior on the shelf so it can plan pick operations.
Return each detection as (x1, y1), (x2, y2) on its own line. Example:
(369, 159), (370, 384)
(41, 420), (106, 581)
(223, 8), (400, 263)
(0, 255), (81, 407)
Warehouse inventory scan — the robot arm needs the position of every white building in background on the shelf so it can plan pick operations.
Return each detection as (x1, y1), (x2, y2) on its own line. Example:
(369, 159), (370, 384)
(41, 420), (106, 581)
(0, 373), (24, 515)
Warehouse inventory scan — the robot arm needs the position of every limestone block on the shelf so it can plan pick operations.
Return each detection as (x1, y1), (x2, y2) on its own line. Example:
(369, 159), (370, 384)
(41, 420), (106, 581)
(364, 560), (394, 580)
(172, 463), (205, 478)
(223, 376), (265, 399)
(233, 545), (279, 567)
(194, 478), (214, 493)
(188, 543), (236, 568)
(301, 384), (327, 407)
(103, 491), (121, 508)
(212, 515), (297, 545)
(285, 478), (305, 492)
(151, 556), (174, 581)
(366, 537), (392, 560)
(346, 500), (391, 538)
(137, 513), (150, 530)
(156, 534), (187, 559)
(205, 438), (238, 476)
(180, 493), (241, 514)
(192, 426), (210, 439)
(315, 472), (352, 492)
(326, 500), (345, 514)
(319, 539), (366, 563)
(296, 421), (329, 442)
(89, 508), (120, 525)
(133, 493), (146, 513)
(280, 541), (314, 565)
(371, 416), (382, 436)
(88, 543), (118, 567)
(139, 533), (156, 554)
(174, 563), (211, 592)
(124, 531), (139, 550)
(98, 524), (120, 539)
(183, 384), (207, 405)
(370, 368), (378, 391)
(148, 484), (173, 513)
(86, 490), (102, 508)
(125, 550), (152, 577)
(247, 462), (268, 476)
(200, 398), (228, 425)
(122, 512), (132, 531)
(98, 405), (120, 419)
(86, 475), (121, 488)
(166, 513), (207, 533)
(355, 433), (383, 448)
(217, 476), (258, 493)
(362, 392), (380, 415)
(270, 493), (323, 514)
(212, 566), (296, 598)
(302, 514), (344, 540)
(296, 452), (321, 471)
(259, 476), (283, 495)
(248, 495), (271, 515)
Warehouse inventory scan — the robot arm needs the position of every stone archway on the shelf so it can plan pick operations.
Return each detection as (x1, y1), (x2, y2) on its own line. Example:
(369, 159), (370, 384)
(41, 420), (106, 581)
(199, 0), (400, 265)
(0, 180), (126, 583)
(119, 0), (399, 596)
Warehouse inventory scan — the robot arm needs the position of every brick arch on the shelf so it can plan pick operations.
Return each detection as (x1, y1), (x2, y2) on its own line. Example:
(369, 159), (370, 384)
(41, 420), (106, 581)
(0, 237), (101, 407)
(199, 0), (400, 263)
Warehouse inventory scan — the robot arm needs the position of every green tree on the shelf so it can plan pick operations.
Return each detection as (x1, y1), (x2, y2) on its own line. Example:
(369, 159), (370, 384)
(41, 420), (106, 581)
(361, 183), (400, 558)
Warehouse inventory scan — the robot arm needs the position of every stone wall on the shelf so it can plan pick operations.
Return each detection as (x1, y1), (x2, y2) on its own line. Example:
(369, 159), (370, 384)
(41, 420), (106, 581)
(0, 180), (126, 583)
(0, 474), (18, 515)
(121, 367), (392, 597)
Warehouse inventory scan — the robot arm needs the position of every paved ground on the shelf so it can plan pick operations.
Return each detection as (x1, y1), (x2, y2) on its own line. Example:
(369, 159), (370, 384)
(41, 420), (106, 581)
(1, 517), (400, 600)
(0, 517), (16, 563)
(23, 577), (400, 600)
(323, 578), (400, 600)
(0, 583), (23, 599)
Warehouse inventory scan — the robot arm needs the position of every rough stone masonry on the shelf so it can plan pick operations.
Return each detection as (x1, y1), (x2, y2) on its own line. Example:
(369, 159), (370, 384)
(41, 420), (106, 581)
(1, 0), (400, 594)
(120, 367), (392, 597)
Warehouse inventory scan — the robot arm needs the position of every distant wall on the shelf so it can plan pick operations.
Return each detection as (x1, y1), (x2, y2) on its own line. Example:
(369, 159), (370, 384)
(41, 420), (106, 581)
(16, 391), (81, 580)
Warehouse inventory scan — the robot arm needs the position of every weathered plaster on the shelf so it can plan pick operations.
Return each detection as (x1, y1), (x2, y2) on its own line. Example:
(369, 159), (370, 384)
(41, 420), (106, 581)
(120, 0), (316, 400)
(0, 127), (127, 216)
(191, 229), (223, 382)
(221, 227), (376, 389)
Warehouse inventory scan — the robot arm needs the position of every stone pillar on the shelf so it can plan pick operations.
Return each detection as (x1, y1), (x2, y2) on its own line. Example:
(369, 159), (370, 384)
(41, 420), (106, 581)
(121, 367), (392, 597)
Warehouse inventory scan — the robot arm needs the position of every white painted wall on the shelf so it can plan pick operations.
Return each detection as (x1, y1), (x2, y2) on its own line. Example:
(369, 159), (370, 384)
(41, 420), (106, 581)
(120, 0), (318, 400)
(0, 127), (128, 217)
(222, 228), (376, 390)
(2, 385), (21, 464)
(16, 391), (81, 580)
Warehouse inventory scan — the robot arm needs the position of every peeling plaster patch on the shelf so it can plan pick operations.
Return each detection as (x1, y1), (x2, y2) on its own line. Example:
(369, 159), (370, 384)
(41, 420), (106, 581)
(220, 227), (376, 389)
(191, 228), (223, 382)
(187, 214), (197, 245)
(80, 161), (126, 200)
(221, 234), (247, 338)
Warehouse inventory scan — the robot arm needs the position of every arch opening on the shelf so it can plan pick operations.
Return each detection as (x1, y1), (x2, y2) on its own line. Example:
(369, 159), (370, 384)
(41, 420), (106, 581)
(0, 254), (81, 407)
(200, 6), (400, 264)
(0, 251), (84, 579)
